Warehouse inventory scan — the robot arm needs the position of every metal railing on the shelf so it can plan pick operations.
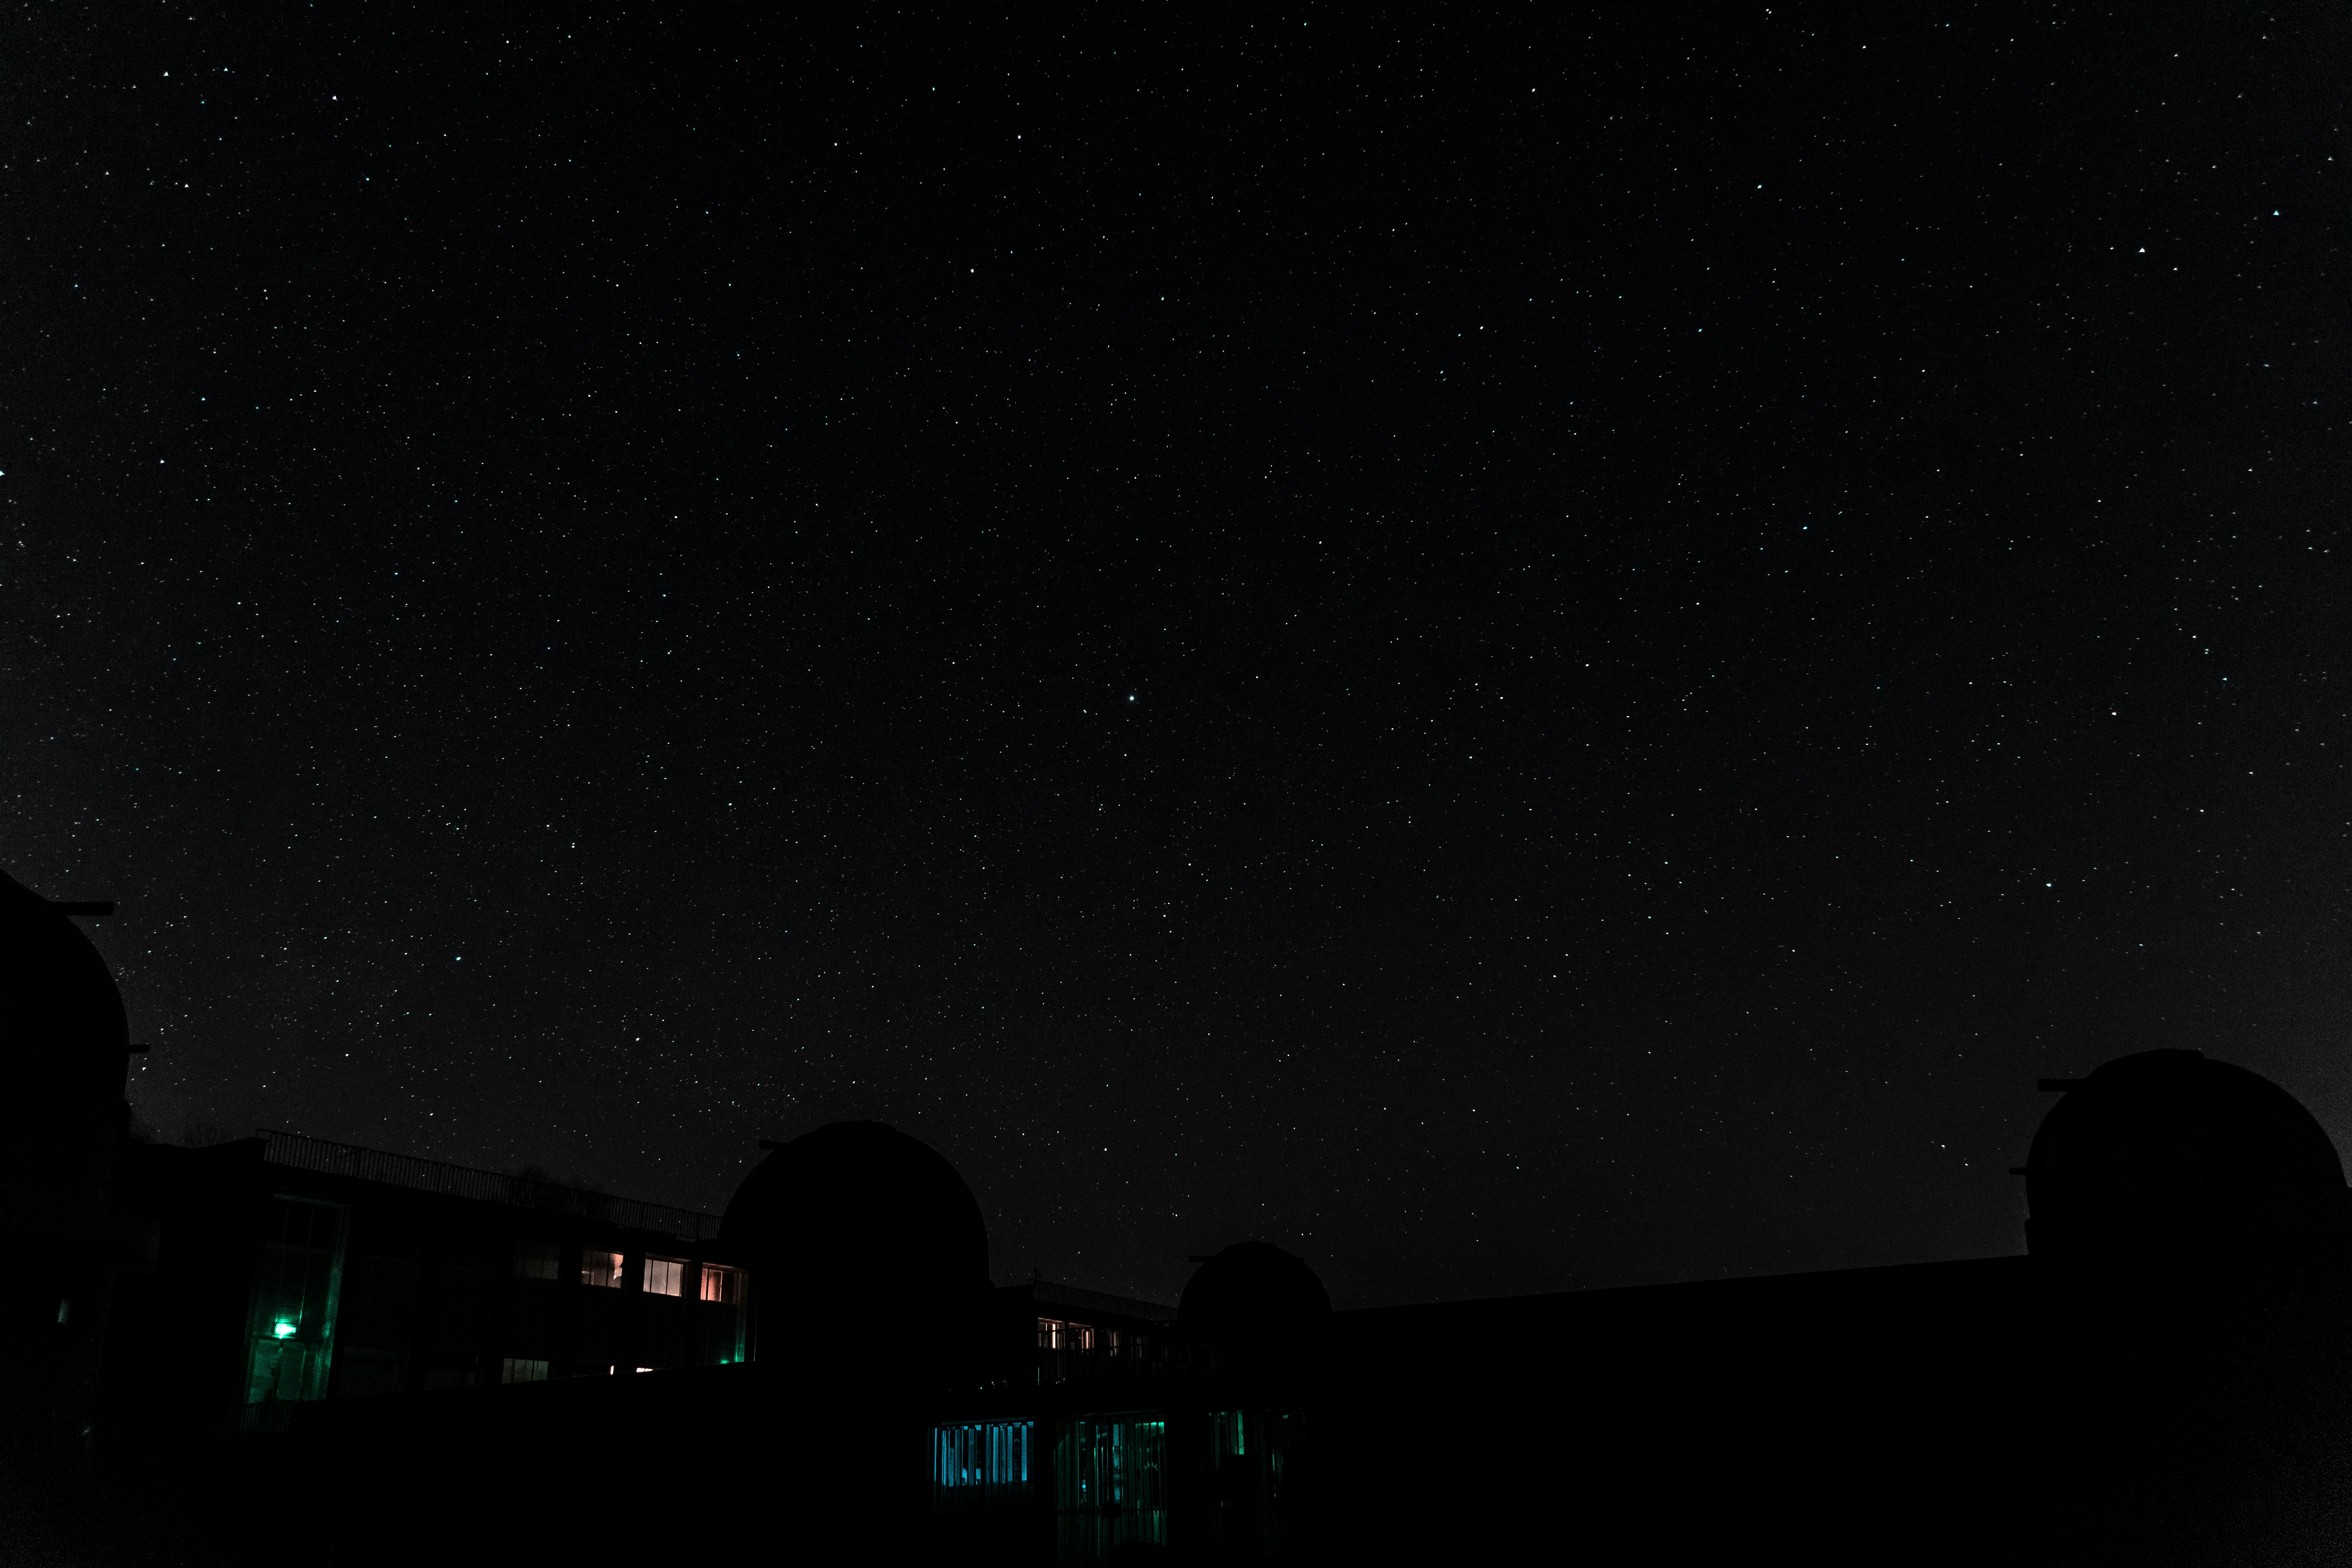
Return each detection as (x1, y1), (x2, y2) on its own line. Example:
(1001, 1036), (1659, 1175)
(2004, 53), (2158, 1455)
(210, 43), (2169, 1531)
(1028, 1343), (1214, 1386)
(255, 1129), (724, 1242)
(1031, 1280), (1179, 1324)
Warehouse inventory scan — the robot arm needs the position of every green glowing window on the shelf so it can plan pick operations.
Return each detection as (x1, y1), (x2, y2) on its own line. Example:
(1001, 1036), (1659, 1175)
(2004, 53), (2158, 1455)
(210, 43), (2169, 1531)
(1054, 1415), (1167, 1561)
(240, 1197), (349, 1422)
(513, 1240), (560, 1281)
(500, 1357), (549, 1384)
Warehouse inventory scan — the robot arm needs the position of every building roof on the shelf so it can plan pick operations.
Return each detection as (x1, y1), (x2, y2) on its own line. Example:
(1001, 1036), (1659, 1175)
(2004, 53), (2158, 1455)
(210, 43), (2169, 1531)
(254, 1129), (723, 1240)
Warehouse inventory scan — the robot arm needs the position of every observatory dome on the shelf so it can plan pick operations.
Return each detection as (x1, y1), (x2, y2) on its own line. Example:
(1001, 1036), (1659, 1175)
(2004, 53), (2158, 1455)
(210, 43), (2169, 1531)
(2024, 1049), (2349, 1259)
(720, 1121), (989, 1298)
(1178, 1240), (1331, 1331)
(0, 869), (129, 1115)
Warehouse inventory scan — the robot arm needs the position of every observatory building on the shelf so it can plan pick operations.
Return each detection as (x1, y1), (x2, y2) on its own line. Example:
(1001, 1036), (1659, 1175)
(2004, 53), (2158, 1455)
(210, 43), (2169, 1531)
(10, 867), (2352, 1566)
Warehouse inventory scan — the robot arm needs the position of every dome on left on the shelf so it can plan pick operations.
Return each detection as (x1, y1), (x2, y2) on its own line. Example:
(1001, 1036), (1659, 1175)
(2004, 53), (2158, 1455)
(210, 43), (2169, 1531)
(0, 869), (130, 1113)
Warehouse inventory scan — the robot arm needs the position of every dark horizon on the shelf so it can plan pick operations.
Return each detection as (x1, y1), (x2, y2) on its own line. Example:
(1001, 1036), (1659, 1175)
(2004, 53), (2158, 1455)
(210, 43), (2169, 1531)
(15, 2), (2352, 1311)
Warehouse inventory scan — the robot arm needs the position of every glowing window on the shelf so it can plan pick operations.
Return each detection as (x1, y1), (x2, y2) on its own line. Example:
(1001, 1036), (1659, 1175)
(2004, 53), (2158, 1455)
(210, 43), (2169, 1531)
(1035, 1317), (1094, 1352)
(1054, 1415), (1168, 1551)
(580, 1250), (623, 1289)
(932, 1420), (1036, 1502)
(699, 1264), (743, 1304)
(500, 1357), (548, 1384)
(513, 1241), (559, 1281)
(644, 1257), (685, 1297)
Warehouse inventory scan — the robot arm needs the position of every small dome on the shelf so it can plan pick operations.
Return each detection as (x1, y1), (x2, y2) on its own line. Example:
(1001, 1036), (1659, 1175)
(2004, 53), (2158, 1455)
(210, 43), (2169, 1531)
(0, 869), (130, 1110)
(2025, 1049), (2349, 1258)
(1179, 1240), (1331, 1331)
(721, 1121), (989, 1298)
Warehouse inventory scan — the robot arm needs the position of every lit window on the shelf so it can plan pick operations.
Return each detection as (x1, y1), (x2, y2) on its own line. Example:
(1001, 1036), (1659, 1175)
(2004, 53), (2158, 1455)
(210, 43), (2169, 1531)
(581, 1250), (623, 1289)
(644, 1257), (685, 1297)
(1053, 1415), (1168, 1548)
(1036, 1318), (1094, 1352)
(500, 1358), (548, 1384)
(699, 1264), (743, 1304)
(932, 1420), (1036, 1502)
(513, 1241), (559, 1281)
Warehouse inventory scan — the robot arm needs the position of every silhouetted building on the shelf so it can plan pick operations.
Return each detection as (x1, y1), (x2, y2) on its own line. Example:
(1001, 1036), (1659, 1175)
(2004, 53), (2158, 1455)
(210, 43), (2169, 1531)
(105, 1130), (749, 1442)
(15, 867), (2352, 1566)
(0, 870), (134, 1458)
(2023, 1046), (2352, 1260)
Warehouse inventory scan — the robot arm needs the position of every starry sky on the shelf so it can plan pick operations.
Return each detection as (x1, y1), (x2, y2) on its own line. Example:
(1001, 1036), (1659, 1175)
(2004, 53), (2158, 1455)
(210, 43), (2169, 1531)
(11, 3), (2352, 1308)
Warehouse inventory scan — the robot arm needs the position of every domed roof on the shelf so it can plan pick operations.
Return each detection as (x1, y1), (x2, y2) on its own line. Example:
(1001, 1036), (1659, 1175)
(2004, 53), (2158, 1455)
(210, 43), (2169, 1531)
(1178, 1240), (1331, 1331)
(720, 1121), (989, 1294)
(0, 869), (130, 1111)
(2025, 1049), (2349, 1258)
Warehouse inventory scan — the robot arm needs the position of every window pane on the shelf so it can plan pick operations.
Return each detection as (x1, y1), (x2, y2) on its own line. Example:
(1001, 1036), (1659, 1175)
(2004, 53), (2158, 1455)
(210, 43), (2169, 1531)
(499, 1357), (548, 1384)
(581, 1250), (623, 1289)
(1054, 1415), (1168, 1557)
(513, 1241), (560, 1281)
(242, 1198), (348, 1417)
(699, 1264), (742, 1304)
(932, 1421), (1037, 1513)
(644, 1257), (684, 1297)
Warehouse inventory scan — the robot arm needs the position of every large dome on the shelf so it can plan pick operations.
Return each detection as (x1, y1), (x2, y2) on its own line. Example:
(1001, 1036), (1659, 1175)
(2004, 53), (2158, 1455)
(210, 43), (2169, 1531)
(0, 870), (129, 1098)
(2024, 1049), (2349, 1259)
(1178, 1240), (1331, 1331)
(721, 1121), (989, 1299)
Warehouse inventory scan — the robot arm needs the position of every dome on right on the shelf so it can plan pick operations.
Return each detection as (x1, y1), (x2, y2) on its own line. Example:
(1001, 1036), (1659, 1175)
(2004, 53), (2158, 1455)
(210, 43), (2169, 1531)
(1179, 1240), (1331, 1331)
(2025, 1048), (2349, 1258)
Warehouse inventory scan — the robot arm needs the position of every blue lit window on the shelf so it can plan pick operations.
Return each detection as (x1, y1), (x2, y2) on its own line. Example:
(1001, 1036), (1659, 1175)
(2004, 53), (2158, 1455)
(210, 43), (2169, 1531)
(932, 1421), (1037, 1513)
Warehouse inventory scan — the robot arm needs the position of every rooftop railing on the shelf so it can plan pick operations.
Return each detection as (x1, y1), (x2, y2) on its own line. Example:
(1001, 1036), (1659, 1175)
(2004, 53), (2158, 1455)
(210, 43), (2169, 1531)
(254, 1129), (724, 1242)
(1028, 1280), (1179, 1324)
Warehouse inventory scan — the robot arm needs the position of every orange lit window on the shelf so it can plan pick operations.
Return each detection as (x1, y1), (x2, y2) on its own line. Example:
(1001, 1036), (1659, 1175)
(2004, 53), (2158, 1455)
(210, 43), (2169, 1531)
(581, 1250), (623, 1289)
(1035, 1318), (1094, 1352)
(699, 1264), (743, 1305)
(644, 1257), (685, 1297)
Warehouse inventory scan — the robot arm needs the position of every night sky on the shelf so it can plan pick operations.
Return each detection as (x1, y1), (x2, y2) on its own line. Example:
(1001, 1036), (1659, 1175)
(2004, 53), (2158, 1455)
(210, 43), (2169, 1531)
(12, 4), (2351, 1308)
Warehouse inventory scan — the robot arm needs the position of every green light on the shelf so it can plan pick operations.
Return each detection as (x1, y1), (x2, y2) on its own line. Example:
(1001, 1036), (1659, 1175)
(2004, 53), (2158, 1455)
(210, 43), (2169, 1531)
(273, 1320), (297, 1339)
